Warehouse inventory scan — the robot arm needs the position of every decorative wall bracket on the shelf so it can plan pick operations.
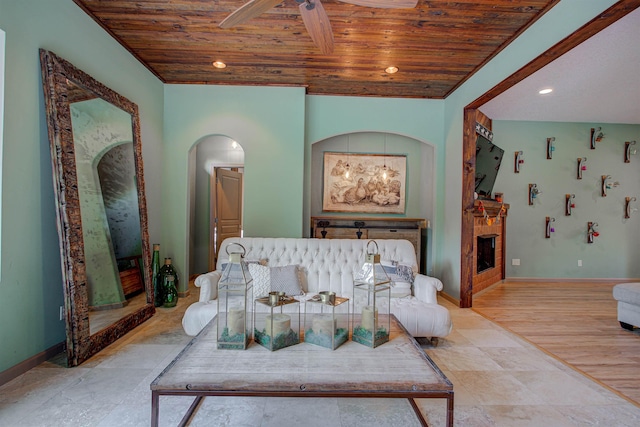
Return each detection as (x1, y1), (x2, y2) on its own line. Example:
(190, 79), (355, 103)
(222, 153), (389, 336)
(528, 183), (541, 205)
(601, 175), (620, 197)
(546, 137), (556, 159)
(577, 157), (587, 179)
(565, 194), (576, 216)
(625, 197), (637, 219)
(590, 127), (604, 150)
(624, 141), (637, 163)
(318, 220), (330, 238)
(545, 217), (556, 238)
(514, 151), (524, 173)
(475, 122), (494, 141)
(587, 221), (599, 243)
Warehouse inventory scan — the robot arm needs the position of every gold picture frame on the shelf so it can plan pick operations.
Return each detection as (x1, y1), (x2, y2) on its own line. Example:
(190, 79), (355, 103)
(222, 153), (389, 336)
(322, 152), (406, 214)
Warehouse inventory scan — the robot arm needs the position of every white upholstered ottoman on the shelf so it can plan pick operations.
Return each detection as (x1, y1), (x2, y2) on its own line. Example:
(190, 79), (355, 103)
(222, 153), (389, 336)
(613, 282), (640, 330)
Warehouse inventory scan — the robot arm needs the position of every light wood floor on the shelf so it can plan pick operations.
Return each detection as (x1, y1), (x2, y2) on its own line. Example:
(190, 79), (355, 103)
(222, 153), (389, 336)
(473, 281), (640, 406)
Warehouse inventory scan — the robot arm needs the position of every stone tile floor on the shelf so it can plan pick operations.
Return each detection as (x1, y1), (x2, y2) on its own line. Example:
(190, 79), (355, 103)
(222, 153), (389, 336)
(1, 289), (640, 426)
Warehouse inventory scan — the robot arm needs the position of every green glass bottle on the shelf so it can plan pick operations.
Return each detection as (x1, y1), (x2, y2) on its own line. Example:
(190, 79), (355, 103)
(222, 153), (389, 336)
(163, 275), (178, 308)
(152, 244), (163, 307)
(159, 257), (179, 308)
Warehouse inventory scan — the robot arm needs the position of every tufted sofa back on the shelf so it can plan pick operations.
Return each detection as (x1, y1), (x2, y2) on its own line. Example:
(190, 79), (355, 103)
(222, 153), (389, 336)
(217, 238), (418, 298)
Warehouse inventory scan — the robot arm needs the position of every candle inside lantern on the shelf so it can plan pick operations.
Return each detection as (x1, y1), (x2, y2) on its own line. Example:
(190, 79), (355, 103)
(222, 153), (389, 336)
(265, 314), (291, 336)
(227, 307), (245, 336)
(312, 313), (337, 336)
(361, 305), (378, 331)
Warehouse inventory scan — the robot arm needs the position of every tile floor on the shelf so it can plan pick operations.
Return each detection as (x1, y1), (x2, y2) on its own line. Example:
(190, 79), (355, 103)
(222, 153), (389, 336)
(1, 290), (640, 426)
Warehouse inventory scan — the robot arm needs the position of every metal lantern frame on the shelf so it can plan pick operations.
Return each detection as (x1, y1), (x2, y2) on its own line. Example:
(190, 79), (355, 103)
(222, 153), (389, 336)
(253, 292), (300, 351)
(304, 291), (350, 350)
(217, 243), (253, 350)
(352, 240), (392, 348)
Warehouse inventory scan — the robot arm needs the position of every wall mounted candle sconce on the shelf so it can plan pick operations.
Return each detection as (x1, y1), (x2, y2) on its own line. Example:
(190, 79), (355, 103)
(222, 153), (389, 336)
(601, 175), (620, 197)
(546, 137), (556, 159)
(587, 222), (599, 243)
(528, 183), (541, 205)
(624, 141), (637, 163)
(577, 157), (587, 179)
(625, 197), (637, 219)
(545, 217), (556, 238)
(590, 127), (604, 150)
(514, 151), (524, 173)
(565, 194), (576, 216)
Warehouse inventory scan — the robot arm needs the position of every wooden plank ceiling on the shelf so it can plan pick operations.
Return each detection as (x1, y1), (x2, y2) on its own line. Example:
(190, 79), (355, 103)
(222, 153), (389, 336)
(74, 0), (558, 98)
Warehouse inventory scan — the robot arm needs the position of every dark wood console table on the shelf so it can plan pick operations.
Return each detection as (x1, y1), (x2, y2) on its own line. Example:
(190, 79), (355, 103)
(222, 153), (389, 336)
(311, 216), (426, 267)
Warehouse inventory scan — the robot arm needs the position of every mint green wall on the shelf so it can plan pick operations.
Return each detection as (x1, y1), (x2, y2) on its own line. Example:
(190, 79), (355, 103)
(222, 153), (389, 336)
(440, 0), (618, 299)
(0, 0), (163, 373)
(492, 121), (640, 278)
(0, 0), (625, 374)
(163, 85), (306, 291)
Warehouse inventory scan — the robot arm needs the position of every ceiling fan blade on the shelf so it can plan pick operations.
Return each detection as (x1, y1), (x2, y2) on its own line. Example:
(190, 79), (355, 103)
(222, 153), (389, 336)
(219, 0), (283, 29)
(338, 0), (418, 8)
(299, 0), (335, 55)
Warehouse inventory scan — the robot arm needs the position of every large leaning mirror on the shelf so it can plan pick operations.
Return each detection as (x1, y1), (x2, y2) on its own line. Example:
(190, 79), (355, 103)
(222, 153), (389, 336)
(40, 49), (154, 366)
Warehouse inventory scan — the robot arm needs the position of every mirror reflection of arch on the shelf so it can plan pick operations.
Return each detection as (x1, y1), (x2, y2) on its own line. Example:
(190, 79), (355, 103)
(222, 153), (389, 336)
(70, 97), (141, 316)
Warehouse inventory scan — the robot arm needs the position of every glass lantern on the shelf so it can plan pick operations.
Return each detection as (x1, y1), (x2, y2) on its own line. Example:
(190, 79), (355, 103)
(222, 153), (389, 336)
(217, 243), (253, 350)
(253, 292), (300, 351)
(304, 291), (349, 350)
(352, 240), (391, 348)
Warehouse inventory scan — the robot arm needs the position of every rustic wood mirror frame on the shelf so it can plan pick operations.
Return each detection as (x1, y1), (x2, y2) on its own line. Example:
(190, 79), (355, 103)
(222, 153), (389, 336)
(40, 49), (154, 366)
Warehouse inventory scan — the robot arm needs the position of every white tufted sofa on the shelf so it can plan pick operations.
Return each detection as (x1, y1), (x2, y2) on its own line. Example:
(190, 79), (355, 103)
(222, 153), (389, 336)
(182, 237), (452, 341)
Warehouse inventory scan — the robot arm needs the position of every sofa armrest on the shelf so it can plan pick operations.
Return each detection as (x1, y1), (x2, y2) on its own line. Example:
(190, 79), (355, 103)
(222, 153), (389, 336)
(413, 273), (443, 304)
(194, 271), (221, 302)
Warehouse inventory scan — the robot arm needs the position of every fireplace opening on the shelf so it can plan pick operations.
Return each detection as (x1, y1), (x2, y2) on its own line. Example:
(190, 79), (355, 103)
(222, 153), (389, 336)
(477, 234), (497, 273)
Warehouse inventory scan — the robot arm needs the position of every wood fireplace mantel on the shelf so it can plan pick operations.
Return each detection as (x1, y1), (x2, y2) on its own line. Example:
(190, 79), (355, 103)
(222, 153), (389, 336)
(473, 199), (509, 217)
(472, 200), (509, 295)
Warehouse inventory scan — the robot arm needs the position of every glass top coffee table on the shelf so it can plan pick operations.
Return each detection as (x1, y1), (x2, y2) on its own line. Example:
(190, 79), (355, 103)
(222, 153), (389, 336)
(151, 314), (453, 426)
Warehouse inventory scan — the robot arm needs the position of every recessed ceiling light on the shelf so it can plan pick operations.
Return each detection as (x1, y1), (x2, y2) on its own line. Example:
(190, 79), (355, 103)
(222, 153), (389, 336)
(385, 66), (399, 74)
(212, 61), (227, 69)
(538, 88), (553, 95)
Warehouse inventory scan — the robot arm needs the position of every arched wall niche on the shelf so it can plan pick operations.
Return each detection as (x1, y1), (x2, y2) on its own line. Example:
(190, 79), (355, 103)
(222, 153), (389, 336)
(310, 131), (436, 274)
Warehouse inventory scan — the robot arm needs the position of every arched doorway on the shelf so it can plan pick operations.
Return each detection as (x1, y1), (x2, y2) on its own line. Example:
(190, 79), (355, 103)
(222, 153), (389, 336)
(188, 135), (244, 279)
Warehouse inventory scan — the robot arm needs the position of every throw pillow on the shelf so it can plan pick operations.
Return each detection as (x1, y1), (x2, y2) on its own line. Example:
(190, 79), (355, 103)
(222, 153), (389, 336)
(247, 264), (304, 297)
(248, 263), (271, 297)
(390, 282), (412, 298)
(396, 263), (415, 284)
(270, 265), (304, 296)
(382, 260), (415, 284)
(382, 264), (405, 285)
